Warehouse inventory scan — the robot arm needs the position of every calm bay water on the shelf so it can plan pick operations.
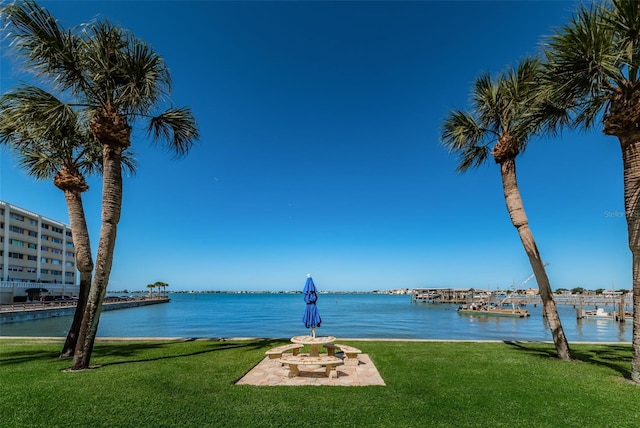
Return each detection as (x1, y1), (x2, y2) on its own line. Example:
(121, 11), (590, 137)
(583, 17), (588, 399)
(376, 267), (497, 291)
(0, 293), (633, 342)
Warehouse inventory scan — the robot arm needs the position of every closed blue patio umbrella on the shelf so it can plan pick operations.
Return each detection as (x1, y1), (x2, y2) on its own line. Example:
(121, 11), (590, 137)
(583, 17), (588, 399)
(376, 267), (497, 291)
(302, 274), (322, 337)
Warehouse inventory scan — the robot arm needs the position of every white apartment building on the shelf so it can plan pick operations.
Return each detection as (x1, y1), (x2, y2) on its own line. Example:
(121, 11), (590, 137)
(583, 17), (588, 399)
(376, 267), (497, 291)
(1, 200), (79, 302)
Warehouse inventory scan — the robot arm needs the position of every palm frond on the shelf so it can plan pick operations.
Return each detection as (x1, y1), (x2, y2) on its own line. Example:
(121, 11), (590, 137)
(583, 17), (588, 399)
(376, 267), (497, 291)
(574, 96), (609, 129)
(73, 133), (104, 175)
(504, 57), (542, 102)
(500, 57), (548, 142)
(608, 0), (640, 81)
(440, 109), (489, 153)
(455, 144), (490, 173)
(0, 85), (78, 141)
(473, 72), (502, 131)
(1, 0), (87, 93)
(116, 38), (171, 115)
(13, 143), (61, 181)
(120, 148), (138, 176)
(79, 20), (129, 108)
(147, 107), (199, 156)
(526, 95), (574, 138)
(0, 83), (103, 181)
(543, 2), (621, 129)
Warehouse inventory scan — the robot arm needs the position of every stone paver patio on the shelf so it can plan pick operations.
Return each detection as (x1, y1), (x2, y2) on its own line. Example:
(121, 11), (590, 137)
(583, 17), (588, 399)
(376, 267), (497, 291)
(236, 353), (385, 386)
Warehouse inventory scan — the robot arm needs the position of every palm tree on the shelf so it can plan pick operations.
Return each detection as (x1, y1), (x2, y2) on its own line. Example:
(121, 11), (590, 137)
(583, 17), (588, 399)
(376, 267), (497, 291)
(154, 281), (169, 297)
(146, 283), (155, 298)
(543, 0), (640, 381)
(0, 86), (97, 358)
(2, 0), (199, 370)
(0, 85), (136, 357)
(440, 58), (573, 361)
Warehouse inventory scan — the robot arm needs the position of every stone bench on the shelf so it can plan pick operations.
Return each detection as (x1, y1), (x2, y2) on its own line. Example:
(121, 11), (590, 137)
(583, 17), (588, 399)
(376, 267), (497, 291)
(323, 343), (362, 366)
(265, 343), (304, 359)
(279, 354), (343, 378)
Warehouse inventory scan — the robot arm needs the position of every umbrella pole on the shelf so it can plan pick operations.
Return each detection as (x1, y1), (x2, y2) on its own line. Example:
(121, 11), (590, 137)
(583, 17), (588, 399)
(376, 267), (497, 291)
(311, 327), (316, 338)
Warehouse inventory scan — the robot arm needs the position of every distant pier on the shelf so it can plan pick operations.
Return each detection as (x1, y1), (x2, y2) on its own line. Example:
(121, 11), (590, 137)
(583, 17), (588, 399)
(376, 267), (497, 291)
(411, 288), (472, 304)
(0, 296), (170, 324)
(412, 289), (632, 307)
(411, 289), (633, 322)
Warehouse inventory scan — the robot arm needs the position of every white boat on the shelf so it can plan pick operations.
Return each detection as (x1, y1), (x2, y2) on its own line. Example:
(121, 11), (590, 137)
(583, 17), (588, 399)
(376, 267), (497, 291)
(457, 304), (530, 318)
(580, 308), (633, 321)
(456, 267), (544, 319)
(581, 308), (614, 319)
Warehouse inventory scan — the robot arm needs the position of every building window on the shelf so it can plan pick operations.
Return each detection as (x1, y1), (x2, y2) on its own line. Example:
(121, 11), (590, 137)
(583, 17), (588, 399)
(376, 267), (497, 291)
(51, 226), (63, 233)
(66, 231), (72, 237)
(51, 237), (62, 244)
(51, 259), (61, 265)
(52, 270), (62, 276)
(10, 213), (24, 221)
(42, 235), (50, 241)
(27, 243), (36, 249)
(41, 257), (49, 263)
(9, 239), (25, 247)
(9, 225), (24, 234)
(8, 252), (23, 259)
(41, 224), (49, 230)
(27, 267), (37, 273)
(27, 255), (37, 261)
(65, 272), (74, 277)
(28, 230), (37, 237)
(65, 251), (74, 257)
(65, 261), (74, 267)
(41, 269), (49, 274)
(8, 265), (24, 272)
(28, 219), (37, 226)
(66, 242), (74, 247)
(51, 248), (62, 254)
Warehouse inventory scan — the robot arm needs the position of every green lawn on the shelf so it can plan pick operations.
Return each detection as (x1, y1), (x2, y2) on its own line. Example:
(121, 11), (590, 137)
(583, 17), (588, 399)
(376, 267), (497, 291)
(1, 339), (638, 427)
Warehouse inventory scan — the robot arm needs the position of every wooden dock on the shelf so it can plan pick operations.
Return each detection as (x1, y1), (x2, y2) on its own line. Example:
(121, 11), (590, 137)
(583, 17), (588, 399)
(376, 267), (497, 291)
(412, 290), (631, 307)
(411, 288), (469, 304)
(412, 290), (633, 322)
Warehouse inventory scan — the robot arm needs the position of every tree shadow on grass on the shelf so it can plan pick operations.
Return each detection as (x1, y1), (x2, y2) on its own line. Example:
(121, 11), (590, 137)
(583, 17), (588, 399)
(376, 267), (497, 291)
(95, 338), (283, 368)
(0, 338), (284, 368)
(503, 340), (632, 379)
(0, 349), (61, 365)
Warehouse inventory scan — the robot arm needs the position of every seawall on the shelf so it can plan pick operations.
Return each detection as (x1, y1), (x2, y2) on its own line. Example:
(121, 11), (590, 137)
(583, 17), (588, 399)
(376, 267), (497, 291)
(0, 297), (170, 324)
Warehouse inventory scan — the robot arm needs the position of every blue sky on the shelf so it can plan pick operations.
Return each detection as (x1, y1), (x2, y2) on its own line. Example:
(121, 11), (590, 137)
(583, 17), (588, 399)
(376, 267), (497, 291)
(0, 0), (629, 292)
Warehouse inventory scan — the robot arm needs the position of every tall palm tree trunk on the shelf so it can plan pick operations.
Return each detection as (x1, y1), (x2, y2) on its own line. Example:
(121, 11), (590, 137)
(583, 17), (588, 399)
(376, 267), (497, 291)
(500, 158), (572, 361)
(620, 137), (640, 381)
(59, 189), (93, 358)
(631, 252), (640, 382)
(72, 145), (123, 370)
